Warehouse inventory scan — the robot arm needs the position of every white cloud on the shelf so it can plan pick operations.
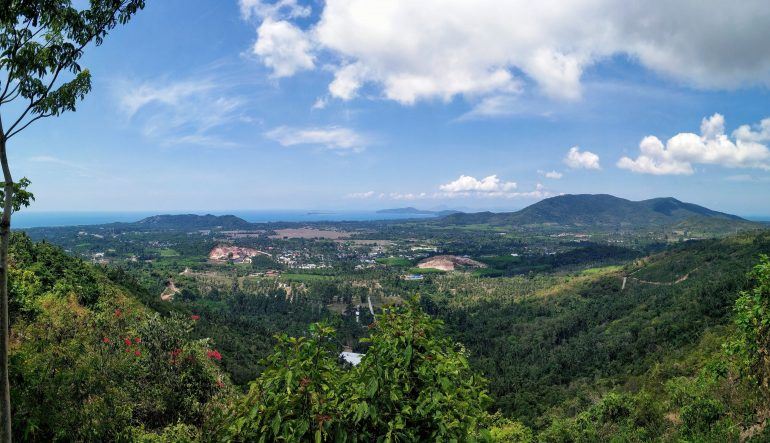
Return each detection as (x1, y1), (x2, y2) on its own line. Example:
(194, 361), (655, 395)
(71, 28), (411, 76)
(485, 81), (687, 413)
(617, 113), (770, 175)
(357, 178), (554, 201)
(439, 174), (517, 195)
(265, 126), (367, 152)
(389, 192), (428, 201)
(117, 80), (215, 118)
(347, 191), (375, 199)
(252, 18), (315, 78)
(239, 0), (310, 20)
(115, 78), (247, 147)
(539, 169), (563, 179)
(434, 175), (554, 199)
(242, 0), (770, 106)
(732, 118), (770, 143)
(457, 94), (522, 120)
(564, 147), (601, 170)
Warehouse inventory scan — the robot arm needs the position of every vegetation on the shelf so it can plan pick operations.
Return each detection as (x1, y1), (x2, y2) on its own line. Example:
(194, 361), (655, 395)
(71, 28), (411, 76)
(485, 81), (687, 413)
(0, 1), (146, 438)
(217, 300), (492, 441)
(6, 201), (770, 441)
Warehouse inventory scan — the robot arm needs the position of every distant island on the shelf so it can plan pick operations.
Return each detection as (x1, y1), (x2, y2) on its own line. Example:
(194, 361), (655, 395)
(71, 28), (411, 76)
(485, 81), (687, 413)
(376, 207), (461, 216)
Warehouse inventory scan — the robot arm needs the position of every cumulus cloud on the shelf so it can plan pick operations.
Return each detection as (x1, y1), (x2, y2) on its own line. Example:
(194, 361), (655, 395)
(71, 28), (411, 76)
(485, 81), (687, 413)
(539, 170), (563, 179)
(240, 0), (770, 106)
(564, 147), (601, 170)
(617, 113), (770, 175)
(439, 175), (518, 195)
(732, 118), (770, 143)
(265, 126), (367, 152)
(252, 18), (315, 78)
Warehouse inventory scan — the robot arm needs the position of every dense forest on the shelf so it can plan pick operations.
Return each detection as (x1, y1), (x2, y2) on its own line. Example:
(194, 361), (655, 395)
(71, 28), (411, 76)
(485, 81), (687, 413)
(4, 229), (770, 441)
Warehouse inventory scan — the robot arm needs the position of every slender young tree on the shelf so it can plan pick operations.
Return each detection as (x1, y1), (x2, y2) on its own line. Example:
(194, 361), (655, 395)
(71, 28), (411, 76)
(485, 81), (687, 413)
(0, 1), (144, 440)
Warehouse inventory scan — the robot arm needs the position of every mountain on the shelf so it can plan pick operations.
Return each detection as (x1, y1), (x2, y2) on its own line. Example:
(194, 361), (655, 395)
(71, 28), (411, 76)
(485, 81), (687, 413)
(135, 214), (254, 230)
(377, 207), (461, 216)
(438, 194), (754, 231)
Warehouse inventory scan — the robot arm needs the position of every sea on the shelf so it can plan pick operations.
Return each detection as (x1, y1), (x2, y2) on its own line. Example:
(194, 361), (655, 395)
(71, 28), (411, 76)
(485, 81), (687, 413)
(12, 210), (438, 229)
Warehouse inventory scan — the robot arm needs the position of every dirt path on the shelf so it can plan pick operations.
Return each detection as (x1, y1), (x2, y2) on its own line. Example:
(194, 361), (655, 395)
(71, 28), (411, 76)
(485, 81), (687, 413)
(622, 265), (701, 289)
(367, 295), (375, 316)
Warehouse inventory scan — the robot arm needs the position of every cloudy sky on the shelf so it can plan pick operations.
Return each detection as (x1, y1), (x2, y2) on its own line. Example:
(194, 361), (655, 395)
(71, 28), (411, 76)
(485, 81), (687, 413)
(11, 0), (770, 216)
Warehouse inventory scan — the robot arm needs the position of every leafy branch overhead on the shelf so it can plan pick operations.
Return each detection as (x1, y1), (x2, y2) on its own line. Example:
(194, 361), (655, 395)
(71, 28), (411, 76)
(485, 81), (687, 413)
(0, 0), (146, 140)
(0, 177), (33, 213)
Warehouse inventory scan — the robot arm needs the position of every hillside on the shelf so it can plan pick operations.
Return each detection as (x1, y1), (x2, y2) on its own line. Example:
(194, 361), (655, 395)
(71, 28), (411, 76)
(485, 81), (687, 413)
(438, 194), (756, 232)
(421, 230), (770, 433)
(134, 214), (254, 230)
(6, 233), (229, 440)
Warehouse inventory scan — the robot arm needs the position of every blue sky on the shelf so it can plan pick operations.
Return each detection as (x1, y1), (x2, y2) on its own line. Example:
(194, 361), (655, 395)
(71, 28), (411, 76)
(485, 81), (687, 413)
(10, 0), (770, 216)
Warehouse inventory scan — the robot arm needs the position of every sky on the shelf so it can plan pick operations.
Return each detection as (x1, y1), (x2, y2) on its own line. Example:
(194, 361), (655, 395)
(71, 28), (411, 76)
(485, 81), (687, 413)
(8, 0), (770, 217)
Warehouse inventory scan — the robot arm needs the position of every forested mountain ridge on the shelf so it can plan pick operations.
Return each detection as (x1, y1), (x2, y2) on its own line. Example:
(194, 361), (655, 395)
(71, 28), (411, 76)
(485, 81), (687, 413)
(438, 194), (756, 231)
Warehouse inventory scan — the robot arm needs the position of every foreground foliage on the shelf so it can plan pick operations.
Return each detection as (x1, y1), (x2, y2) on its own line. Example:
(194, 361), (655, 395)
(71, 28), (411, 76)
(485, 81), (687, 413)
(217, 299), (494, 442)
(8, 234), (228, 441)
(5, 231), (770, 441)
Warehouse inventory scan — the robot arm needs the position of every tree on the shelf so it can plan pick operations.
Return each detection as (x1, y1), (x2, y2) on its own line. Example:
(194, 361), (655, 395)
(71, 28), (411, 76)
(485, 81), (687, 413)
(0, 1), (144, 439)
(346, 298), (492, 441)
(730, 255), (770, 396)
(217, 299), (493, 441)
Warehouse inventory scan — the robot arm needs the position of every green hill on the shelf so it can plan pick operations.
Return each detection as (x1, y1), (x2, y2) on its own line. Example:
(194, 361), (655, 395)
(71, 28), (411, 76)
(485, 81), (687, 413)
(134, 214), (254, 230)
(438, 194), (755, 232)
(420, 230), (770, 437)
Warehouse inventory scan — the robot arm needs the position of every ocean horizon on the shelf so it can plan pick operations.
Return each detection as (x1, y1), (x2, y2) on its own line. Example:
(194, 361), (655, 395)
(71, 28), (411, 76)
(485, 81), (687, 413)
(12, 210), (438, 229)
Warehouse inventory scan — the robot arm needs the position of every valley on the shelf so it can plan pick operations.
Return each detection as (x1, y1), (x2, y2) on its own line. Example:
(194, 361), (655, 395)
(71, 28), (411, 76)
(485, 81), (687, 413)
(16, 194), (770, 440)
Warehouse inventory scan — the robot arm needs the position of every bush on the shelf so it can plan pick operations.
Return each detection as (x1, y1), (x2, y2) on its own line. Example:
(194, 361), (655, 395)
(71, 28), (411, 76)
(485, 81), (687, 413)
(218, 298), (493, 441)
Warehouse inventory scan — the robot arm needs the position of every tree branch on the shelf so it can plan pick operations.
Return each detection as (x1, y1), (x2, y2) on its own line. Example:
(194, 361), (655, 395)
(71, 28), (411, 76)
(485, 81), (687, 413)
(0, 84), (20, 105)
(2, 64), (64, 138)
(5, 112), (53, 140)
(2, 0), (136, 137)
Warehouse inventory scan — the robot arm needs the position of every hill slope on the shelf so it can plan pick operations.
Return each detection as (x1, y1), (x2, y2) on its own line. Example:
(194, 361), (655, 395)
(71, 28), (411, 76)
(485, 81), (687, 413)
(135, 214), (253, 230)
(7, 233), (228, 440)
(439, 194), (753, 231)
(421, 230), (770, 428)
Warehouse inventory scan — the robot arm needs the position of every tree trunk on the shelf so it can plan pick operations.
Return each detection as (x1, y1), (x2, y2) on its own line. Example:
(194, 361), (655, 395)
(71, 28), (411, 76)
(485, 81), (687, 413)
(0, 134), (12, 443)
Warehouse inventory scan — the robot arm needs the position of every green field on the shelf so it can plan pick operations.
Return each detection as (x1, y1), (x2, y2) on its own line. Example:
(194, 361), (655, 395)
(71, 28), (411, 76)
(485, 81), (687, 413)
(158, 248), (180, 257)
(376, 256), (412, 266)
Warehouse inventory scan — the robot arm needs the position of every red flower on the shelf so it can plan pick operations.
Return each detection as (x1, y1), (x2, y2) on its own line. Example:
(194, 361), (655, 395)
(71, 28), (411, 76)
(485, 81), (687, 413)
(191, 314), (200, 321)
(134, 350), (141, 357)
(102, 337), (110, 344)
(124, 338), (132, 347)
(206, 349), (222, 361)
(216, 379), (225, 388)
(134, 337), (141, 343)
(114, 309), (122, 317)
